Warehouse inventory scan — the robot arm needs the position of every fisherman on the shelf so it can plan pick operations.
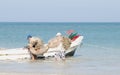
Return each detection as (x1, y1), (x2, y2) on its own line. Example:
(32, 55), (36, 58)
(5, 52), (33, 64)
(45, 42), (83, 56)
(47, 32), (63, 48)
(26, 35), (48, 60)
(48, 32), (71, 50)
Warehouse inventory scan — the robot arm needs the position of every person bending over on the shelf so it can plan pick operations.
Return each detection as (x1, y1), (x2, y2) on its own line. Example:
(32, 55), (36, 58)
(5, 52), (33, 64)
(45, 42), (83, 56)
(26, 35), (48, 60)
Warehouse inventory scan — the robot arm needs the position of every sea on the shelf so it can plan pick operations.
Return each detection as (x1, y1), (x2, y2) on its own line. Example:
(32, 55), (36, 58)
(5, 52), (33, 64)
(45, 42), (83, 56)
(0, 22), (120, 75)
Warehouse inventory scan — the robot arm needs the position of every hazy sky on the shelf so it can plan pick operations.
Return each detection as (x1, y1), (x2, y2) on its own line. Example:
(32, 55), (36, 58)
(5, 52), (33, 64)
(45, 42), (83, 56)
(0, 0), (120, 22)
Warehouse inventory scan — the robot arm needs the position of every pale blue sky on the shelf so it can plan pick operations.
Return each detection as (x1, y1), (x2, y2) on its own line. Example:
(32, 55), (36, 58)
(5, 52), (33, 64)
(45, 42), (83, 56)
(0, 0), (120, 22)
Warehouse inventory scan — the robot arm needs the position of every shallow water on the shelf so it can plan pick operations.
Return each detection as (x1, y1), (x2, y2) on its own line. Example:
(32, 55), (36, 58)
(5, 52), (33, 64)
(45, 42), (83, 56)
(0, 45), (119, 75)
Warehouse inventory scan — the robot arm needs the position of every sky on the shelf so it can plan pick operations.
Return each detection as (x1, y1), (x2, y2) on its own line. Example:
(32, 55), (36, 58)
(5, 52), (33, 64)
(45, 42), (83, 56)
(0, 0), (120, 22)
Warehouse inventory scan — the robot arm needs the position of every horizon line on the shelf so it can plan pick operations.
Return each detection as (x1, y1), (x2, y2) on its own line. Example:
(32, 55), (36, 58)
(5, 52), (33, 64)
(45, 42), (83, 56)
(0, 21), (120, 23)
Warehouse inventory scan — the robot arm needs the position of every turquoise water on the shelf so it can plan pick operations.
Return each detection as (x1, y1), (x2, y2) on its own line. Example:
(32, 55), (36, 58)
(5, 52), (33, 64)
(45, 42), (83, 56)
(0, 22), (120, 75)
(0, 22), (119, 49)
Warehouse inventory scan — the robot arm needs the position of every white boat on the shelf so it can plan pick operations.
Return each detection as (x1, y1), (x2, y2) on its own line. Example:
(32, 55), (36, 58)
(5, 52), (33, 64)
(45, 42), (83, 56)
(0, 36), (83, 60)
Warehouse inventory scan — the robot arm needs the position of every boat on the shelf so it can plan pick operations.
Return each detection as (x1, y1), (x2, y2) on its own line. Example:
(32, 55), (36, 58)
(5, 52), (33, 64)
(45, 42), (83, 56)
(0, 36), (83, 60)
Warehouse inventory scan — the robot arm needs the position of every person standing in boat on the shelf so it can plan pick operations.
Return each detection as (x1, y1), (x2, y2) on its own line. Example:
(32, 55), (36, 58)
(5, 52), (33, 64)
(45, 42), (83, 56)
(48, 32), (63, 48)
(26, 35), (48, 60)
(48, 32), (71, 50)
